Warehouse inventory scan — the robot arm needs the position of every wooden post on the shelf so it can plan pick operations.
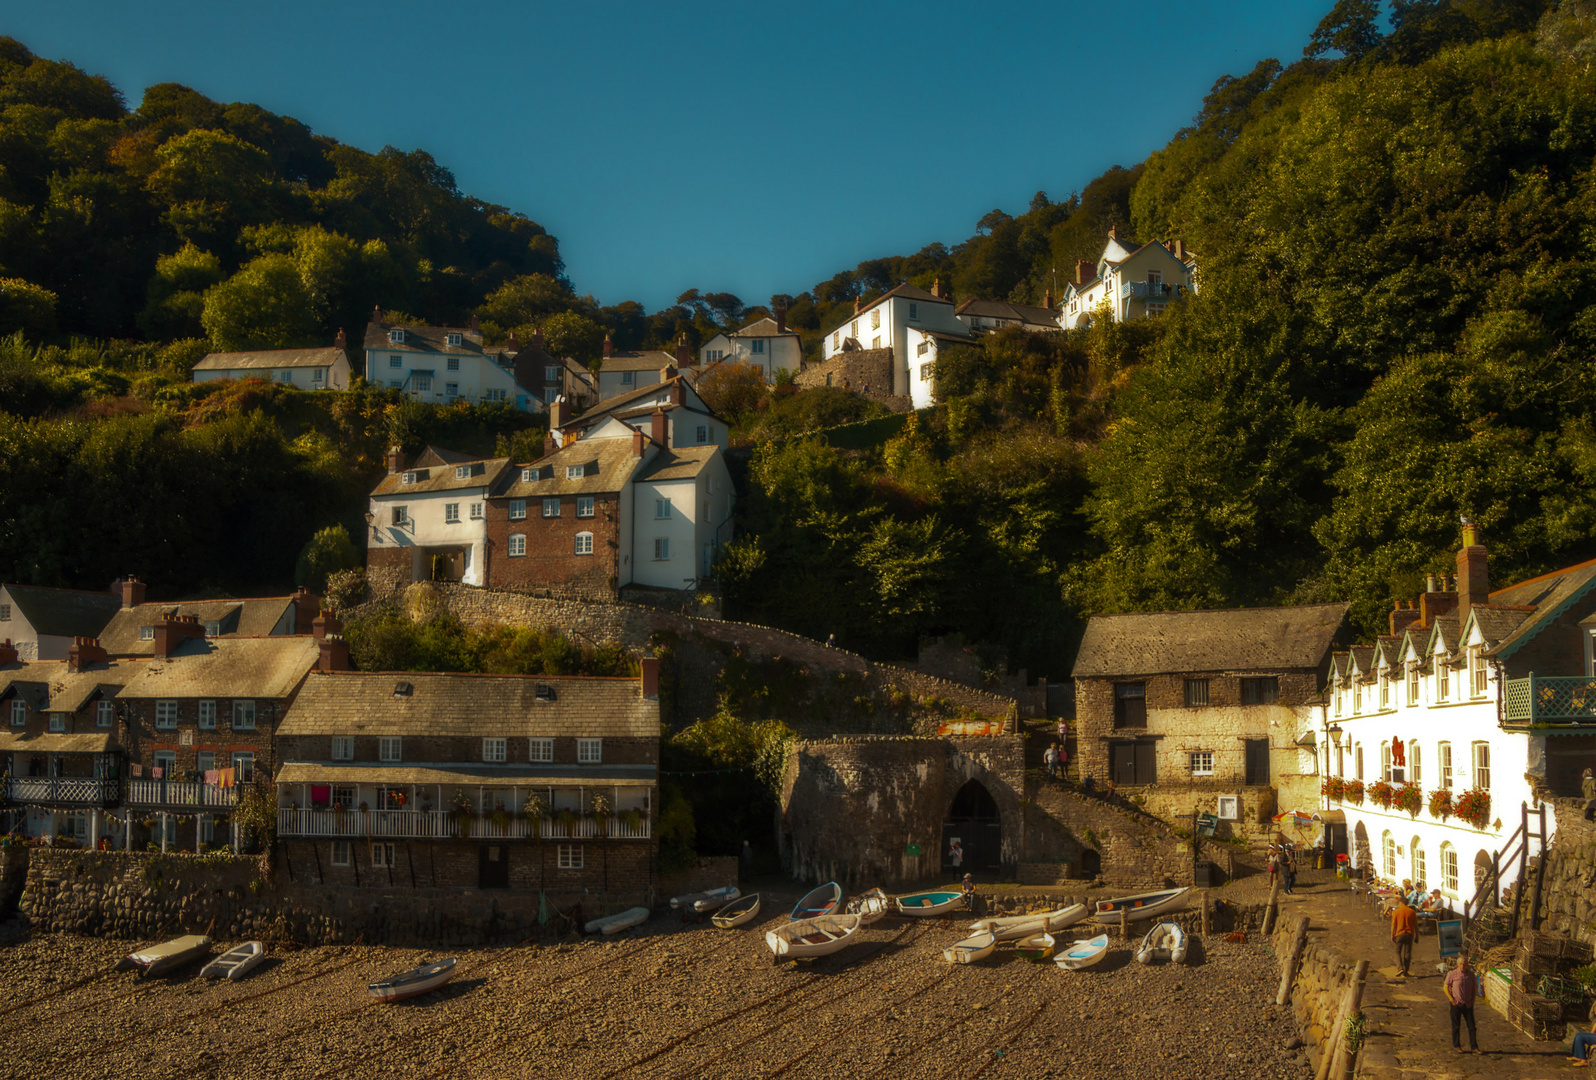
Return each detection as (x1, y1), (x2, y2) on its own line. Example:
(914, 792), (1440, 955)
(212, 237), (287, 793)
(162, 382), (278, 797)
(1120, 906), (1129, 940)
(1530, 802), (1548, 932)
(1315, 959), (1368, 1080)
(1277, 915), (1310, 1007)
(1327, 959), (1370, 1080)
(1262, 871), (1283, 936)
(1201, 894), (1211, 938)
(1509, 802), (1528, 936)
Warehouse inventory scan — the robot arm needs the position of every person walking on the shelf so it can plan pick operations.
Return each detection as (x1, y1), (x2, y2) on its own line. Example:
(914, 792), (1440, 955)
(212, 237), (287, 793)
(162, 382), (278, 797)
(1282, 848), (1297, 895)
(1056, 718), (1068, 745)
(1043, 743), (1059, 780)
(1444, 954), (1482, 1054)
(1391, 893), (1419, 977)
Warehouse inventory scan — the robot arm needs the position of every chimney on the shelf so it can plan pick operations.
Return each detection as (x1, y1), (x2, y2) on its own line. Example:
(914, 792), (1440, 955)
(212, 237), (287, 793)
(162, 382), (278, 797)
(1075, 260), (1094, 286)
(632, 427), (646, 456)
(293, 587), (320, 633)
(507, 331), (520, 353)
(774, 306), (787, 334)
(1418, 579), (1457, 628)
(602, 334), (614, 358)
(469, 313), (480, 332)
(0, 639), (16, 666)
(68, 636), (108, 673)
(1042, 288), (1054, 310)
(319, 634), (350, 673)
(650, 408), (667, 447)
(552, 395), (570, 429)
(532, 326), (546, 351)
(312, 608), (343, 641)
(120, 577), (146, 609)
(854, 297), (865, 314)
(1389, 601), (1421, 639)
(372, 304), (383, 325)
(153, 614), (206, 659)
(669, 380), (684, 406)
(1173, 238), (1186, 260)
(334, 328), (347, 351)
(660, 363), (678, 382)
(544, 432), (557, 456)
(641, 655), (660, 699)
(1108, 224), (1119, 240)
(386, 445), (403, 474)
(675, 337), (692, 365)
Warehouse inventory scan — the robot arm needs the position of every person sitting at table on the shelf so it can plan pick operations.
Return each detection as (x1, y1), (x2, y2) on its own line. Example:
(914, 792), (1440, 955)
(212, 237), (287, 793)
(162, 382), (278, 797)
(1421, 888), (1445, 913)
(1569, 998), (1596, 1066)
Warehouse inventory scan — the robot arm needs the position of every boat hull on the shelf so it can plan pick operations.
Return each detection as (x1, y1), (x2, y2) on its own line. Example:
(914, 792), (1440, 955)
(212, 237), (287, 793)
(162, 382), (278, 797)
(201, 941), (266, 981)
(692, 887), (741, 914)
(119, 935), (211, 976)
(368, 958), (458, 1002)
(943, 931), (997, 964)
(790, 882), (843, 921)
(895, 891), (966, 917)
(713, 893), (762, 928)
(766, 914), (861, 959)
(1014, 933), (1056, 962)
(972, 904), (1089, 942)
(1054, 933), (1110, 971)
(1093, 887), (1190, 923)
(585, 906), (650, 935)
(1135, 921), (1188, 965)
(844, 888), (891, 925)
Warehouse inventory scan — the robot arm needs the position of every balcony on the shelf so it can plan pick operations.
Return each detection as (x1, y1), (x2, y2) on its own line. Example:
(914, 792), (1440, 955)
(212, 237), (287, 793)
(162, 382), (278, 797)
(3, 777), (118, 806)
(276, 808), (652, 840)
(124, 779), (237, 808)
(1118, 281), (1180, 301)
(1503, 675), (1596, 725)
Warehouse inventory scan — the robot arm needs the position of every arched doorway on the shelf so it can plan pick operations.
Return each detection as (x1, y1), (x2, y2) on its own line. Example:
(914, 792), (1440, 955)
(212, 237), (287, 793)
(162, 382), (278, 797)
(943, 780), (1002, 875)
(1474, 849), (1494, 903)
(1352, 820), (1371, 872)
(1079, 848), (1102, 879)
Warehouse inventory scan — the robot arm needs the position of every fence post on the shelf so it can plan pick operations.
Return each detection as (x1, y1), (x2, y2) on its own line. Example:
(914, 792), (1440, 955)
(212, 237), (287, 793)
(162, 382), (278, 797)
(1530, 802), (1548, 932)
(1509, 803), (1528, 936)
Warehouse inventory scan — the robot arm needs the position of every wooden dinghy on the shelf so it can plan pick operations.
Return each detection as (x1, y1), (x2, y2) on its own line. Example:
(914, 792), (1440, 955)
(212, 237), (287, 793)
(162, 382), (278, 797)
(942, 929), (997, 965)
(692, 886), (741, 914)
(115, 935), (211, 976)
(894, 890), (967, 917)
(585, 906), (651, 936)
(1014, 932), (1057, 963)
(1093, 886), (1190, 923)
(765, 914), (861, 960)
(971, 903), (1089, 942)
(844, 887), (891, 925)
(790, 881), (843, 921)
(368, 957), (457, 1002)
(200, 940), (266, 981)
(712, 892), (762, 928)
(1054, 933), (1110, 971)
(1135, 920), (1188, 965)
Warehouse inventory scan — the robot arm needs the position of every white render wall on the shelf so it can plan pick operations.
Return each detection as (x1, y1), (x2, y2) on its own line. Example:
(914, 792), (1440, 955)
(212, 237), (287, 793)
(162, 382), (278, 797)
(371, 346), (534, 411)
(822, 297), (964, 396)
(369, 488), (492, 587)
(698, 335), (802, 382)
(630, 478), (698, 591)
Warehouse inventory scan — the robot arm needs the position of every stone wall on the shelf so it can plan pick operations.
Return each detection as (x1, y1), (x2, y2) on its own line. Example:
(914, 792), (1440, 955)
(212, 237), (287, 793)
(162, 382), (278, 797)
(793, 348), (909, 410)
(654, 856), (740, 903)
(1023, 784), (1206, 887)
(0, 843), (28, 915)
(1271, 914), (1360, 1077)
(1532, 798), (1596, 944)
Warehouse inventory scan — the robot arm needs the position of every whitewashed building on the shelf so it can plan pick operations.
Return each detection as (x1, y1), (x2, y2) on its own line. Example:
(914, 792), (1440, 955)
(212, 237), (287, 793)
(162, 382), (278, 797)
(1060, 230), (1197, 329)
(192, 333), (353, 390)
(955, 296), (1062, 334)
(1319, 524), (1596, 915)
(366, 447), (514, 587)
(698, 312), (802, 383)
(363, 311), (541, 413)
(820, 281), (975, 398)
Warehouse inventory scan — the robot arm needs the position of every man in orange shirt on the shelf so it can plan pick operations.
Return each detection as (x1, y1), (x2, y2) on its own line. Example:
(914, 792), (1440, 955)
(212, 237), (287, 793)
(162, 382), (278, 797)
(1391, 894), (1419, 977)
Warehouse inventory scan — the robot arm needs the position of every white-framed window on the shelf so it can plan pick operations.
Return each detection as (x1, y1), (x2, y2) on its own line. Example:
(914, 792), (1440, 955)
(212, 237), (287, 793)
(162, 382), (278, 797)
(1437, 662), (1449, 701)
(470, 502), (483, 520)
(1381, 741), (1391, 781)
(578, 738), (602, 764)
(389, 379), (403, 389)
(275, 369), (293, 383)
(312, 368), (324, 383)
(446, 383), (458, 396)
(1189, 751), (1214, 776)
(833, 332), (840, 350)
(483, 737), (507, 763)
(372, 842), (396, 868)
(558, 844), (583, 869)
(508, 534), (526, 557)
(1473, 742), (1490, 791)
(1440, 842), (1458, 894)
(332, 736), (354, 761)
(1411, 837), (1426, 888)
(8, 700), (22, 727)
(445, 503), (461, 523)
(48, 713), (66, 732)
(1409, 742), (1421, 785)
(871, 336), (880, 349)
(197, 751), (214, 776)
(521, 467), (538, 482)
(1216, 795), (1240, 820)
(139, 626), (155, 641)
(392, 506), (409, 527)
(231, 750), (254, 783)
(851, 319), (859, 339)
(155, 700), (178, 729)
(447, 356), (460, 370)
(529, 737), (553, 763)
(1353, 679), (1362, 713)
(654, 538), (670, 561)
(412, 374), (432, 392)
(509, 499), (526, 521)
(543, 497), (561, 518)
(565, 464), (583, 480)
(454, 465), (472, 479)
(1380, 673), (1389, 708)
(486, 388), (506, 402)
(574, 532), (593, 556)
(203, 620), (221, 637)
(655, 498), (671, 519)
(1407, 663), (1419, 705)
(332, 784), (356, 808)
(198, 700), (216, 730)
(331, 840), (351, 867)
(1147, 270), (1163, 285)
(917, 341), (929, 357)
(1355, 743), (1364, 780)
(870, 309), (881, 330)
(1383, 832), (1396, 877)
(1471, 648), (1487, 697)
(389, 330), (404, 344)
(577, 496), (595, 518)
(96, 701), (114, 728)
(1439, 742), (1453, 789)
(232, 701), (256, 730)
(545, 364), (561, 381)
(695, 425), (708, 444)
(446, 332), (462, 346)
(0, 604), (9, 620)
(380, 737), (402, 763)
(154, 750), (177, 778)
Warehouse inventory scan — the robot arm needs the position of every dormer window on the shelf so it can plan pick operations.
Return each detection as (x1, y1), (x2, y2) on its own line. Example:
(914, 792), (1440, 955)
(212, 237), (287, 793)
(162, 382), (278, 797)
(446, 332), (462, 346)
(389, 329), (405, 344)
(535, 684), (556, 702)
(401, 471), (417, 484)
(455, 465), (471, 479)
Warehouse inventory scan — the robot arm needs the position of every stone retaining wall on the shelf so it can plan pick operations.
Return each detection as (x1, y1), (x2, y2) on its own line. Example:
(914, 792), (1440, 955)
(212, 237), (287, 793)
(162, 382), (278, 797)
(1271, 914), (1360, 1077)
(0, 844), (29, 916)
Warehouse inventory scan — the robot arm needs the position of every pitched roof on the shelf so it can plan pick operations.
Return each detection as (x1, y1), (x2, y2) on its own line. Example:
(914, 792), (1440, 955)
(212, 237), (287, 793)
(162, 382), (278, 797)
(730, 316), (799, 339)
(0, 584), (121, 639)
(1465, 604), (1534, 648)
(276, 762), (655, 786)
(637, 445), (720, 483)
(278, 670), (658, 739)
(192, 347), (345, 371)
(120, 637), (320, 700)
(364, 321), (487, 356)
(0, 732), (113, 754)
(1427, 615), (1462, 660)
(918, 328), (978, 345)
(955, 299), (1059, 327)
(0, 657), (143, 712)
(825, 283), (951, 336)
(98, 597), (298, 656)
(1374, 636), (1403, 668)
(565, 377), (718, 432)
(1349, 645), (1375, 678)
(370, 457), (513, 498)
(1072, 603), (1349, 678)
(414, 445), (478, 467)
(599, 351), (678, 372)
(1484, 556), (1596, 658)
(493, 438), (643, 498)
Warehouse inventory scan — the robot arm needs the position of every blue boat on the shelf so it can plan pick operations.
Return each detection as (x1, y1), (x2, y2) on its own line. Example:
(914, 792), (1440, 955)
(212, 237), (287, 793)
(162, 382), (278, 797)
(790, 881), (843, 921)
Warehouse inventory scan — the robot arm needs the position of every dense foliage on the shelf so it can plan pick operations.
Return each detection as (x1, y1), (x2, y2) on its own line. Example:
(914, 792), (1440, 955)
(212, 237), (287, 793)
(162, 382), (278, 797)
(343, 609), (634, 677)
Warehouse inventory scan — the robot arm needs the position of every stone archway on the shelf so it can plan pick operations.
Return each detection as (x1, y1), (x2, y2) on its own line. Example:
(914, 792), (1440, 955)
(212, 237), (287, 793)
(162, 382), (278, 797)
(1474, 849), (1494, 902)
(1353, 820), (1371, 871)
(942, 780), (1002, 876)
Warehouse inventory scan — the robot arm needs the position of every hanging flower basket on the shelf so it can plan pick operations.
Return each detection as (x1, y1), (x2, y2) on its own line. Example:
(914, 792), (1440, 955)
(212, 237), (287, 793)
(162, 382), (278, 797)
(1455, 788), (1492, 831)
(1343, 780), (1365, 805)
(1367, 780), (1396, 809)
(1427, 788), (1453, 820)
(490, 809), (510, 830)
(1393, 784), (1423, 817)
(1321, 777), (1346, 801)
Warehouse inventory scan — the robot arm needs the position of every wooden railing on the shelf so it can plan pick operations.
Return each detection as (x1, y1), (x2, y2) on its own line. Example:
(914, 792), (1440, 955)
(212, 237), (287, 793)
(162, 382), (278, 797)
(1504, 675), (1596, 723)
(277, 808), (650, 840)
(3, 777), (117, 805)
(124, 780), (237, 807)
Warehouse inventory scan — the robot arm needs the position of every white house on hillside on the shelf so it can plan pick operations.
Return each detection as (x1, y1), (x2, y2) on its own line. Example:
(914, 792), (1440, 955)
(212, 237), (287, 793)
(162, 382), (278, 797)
(193, 332), (353, 390)
(820, 280), (974, 399)
(595, 340), (689, 400)
(956, 297), (1061, 334)
(366, 448), (514, 586)
(363, 310), (541, 412)
(551, 374), (729, 453)
(1060, 230), (1197, 328)
(698, 313), (802, 383)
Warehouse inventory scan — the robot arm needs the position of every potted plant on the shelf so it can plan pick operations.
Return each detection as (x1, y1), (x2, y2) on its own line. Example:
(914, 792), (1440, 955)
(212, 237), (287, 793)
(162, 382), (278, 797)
(490, 807), (511, 830)
(1393, 784), (1423, 817)
(1428, 788), (1453, 820)
(1344, 780), (1365, 805)
(517, 792), (546, 836)
(1322, 777), (1346, 801)
(450, 790), (474, 836)
(1454, 788), (1492, 831)
(555, 808), (578, 834)
(590, 792), (612, 837)
(619, 808), (643, 834)
(1367, 780), (1396, 809)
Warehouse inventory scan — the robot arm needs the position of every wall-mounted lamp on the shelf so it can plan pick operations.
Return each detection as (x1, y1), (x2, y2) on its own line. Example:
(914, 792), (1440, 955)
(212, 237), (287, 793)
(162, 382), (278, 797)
(1327, 723), (1343, 744)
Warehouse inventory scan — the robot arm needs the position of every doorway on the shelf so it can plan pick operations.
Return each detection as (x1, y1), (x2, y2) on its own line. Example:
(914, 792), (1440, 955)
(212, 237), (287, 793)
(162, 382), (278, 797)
(479, 843), (510, 888)
(1109, 740), (1157, 786)
(1244, 739), (1270, 785)
(942, 780), (1002, 875)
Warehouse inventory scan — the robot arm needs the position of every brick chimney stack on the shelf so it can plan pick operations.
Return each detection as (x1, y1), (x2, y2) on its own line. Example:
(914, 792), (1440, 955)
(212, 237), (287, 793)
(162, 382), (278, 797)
(334, 328), (347, 351)
(551, 396), (571, 430)
(372, 304), (383, 324)
(120, 577), (147, 609)
(1173, 238), (1186, 260)
(293, 588), (320, 633)
(1456, 519), (1489, 627)
(0, 639), (17, 666)
(507, 331), (520, 353)
(153, 614), (205, 659)
(1076, 260), (1094, 286)
(1418, 575), (1457, 628)
(469, 313), (480, 332)
(386, 445), (403, 474)
(311, 607), (342, 642)
(774, 306), (787, 334)
(319, 633), (350, 672)
(602, 334), (614, 358)
(641, 656), (660, 699)
(532, 326), (545, 351)
(854, 297), (865, 315)
(1389, 601), (1421, 639)
(68, 636), (108, 673)
(675, 337), (691, 365)
(1042, 288), (1054, 310)
(1109, 224), (1119, 240)
(650, 408), (667, 447)
(632, 427), (646, 456)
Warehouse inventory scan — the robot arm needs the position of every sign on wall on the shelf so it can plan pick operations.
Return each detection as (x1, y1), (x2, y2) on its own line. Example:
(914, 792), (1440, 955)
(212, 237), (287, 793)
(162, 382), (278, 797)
(905, 844), (922, 857)
(1196, 813), (1219, 837)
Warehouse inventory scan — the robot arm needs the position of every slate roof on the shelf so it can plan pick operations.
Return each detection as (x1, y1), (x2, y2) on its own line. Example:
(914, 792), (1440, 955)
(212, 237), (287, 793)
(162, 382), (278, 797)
(192, 347), (345, 371)
(955, 299), (1059, 327)
(0, 732), (114, 754)
(0, 658), (142, 711)
(414, 445), (478, 467)
(120, 637), (320, 700)
(1427, 615), (1462, 660)
(565, 377), (721, 434)
(917, 328), (978, 345)
(364, 321), (488, 356)
(637, 446), (719, 483)
(277, 671), (658, 738)
(1072, 603), (1349, 678)
(0, 584), (121, 639)
(599, 351), (678, 372)
(730, 316), (799, 339)
(276, 762), (655, 786)
(1349, 645), (1375, 679)
(98, 597), (297, 656)
(1374, 636), (1403, 668)
(493, 439), (642, 498)
(825, 283), (951, 337)
(1484, 557), (1596, 658)
(370, 457), (512, 498)
(1466, 604), (1535, 648)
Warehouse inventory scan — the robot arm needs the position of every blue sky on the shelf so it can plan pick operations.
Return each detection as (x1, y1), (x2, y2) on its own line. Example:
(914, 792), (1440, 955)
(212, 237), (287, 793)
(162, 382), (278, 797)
(6, 0), (1329, 310)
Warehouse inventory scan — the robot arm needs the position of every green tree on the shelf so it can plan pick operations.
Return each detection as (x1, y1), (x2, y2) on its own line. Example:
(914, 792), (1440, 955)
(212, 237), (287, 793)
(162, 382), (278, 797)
(138, 243), (222, 339)
(294, 524), (360, 593)
(0, 277), (56, 337)
(201, 253), (318, 350)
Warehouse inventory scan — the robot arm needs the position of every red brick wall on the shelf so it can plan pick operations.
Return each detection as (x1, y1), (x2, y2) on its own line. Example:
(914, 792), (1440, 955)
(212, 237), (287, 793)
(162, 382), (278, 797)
(485, 493), (621, 594)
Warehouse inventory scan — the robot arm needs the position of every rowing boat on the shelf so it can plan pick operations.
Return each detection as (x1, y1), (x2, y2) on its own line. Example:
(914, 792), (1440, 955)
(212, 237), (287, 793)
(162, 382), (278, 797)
(115, 935), (211, 976)
(1054, 933), (1110, 971)
(790, 881), (843, 921)
(585, 906), (650, 935)
(1093, 887), (1190, 923)
(712, 893), (762, 928)
(942, 930), (997, 964)
(1135, 920), (1188, 964)
(692, 886), (742, 913)
(970, 903), (1088, 942)
(200, 940), (266, 981)
(368, 957), (457, 1002)
(1013, 932), (1057, 962)
(765, 914), (861, 959)
(844, 887), (891, 925)
(894, 890), (966, 917)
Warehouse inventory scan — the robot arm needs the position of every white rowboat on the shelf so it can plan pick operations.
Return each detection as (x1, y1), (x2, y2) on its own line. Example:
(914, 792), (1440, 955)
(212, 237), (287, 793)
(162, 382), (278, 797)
(1054, 933), (1110, 971)
(200, 941), (266, 981)
(585, 906), (650, 936)
(970, 903), (1089, 942)
(894, 890), (966, 916)
(1135, 920), (1188, 965)
(1014, 932), (1057, 962)
(942, 930), (997, 964)
(368, 957), (457, 1002)
(115, 935), (211, 976)
(692, 887), (742, 913)
(712, 893), (762, 928)
(766, 914), (861, 959)
(844, 887), (892, 925)
(1093, 886), (1190, 923)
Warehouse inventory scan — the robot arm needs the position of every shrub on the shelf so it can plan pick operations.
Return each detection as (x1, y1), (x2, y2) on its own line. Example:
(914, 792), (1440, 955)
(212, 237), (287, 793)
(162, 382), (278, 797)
(1322, 776), (1346, 801)
(1393, 784), (1423, 817)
